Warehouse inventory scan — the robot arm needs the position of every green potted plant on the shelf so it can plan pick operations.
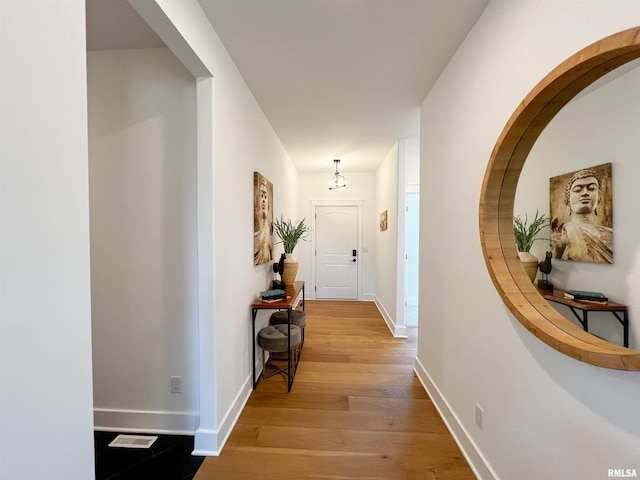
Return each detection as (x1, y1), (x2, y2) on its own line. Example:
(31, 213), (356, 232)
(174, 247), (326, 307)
(513, 210), (548, 282)
(273, 216), (310, 285)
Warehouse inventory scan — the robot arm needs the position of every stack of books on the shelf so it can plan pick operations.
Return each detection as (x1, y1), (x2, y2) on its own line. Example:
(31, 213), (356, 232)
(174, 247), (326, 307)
(261, 288), (286, 302)
(563, 289), (608, 305)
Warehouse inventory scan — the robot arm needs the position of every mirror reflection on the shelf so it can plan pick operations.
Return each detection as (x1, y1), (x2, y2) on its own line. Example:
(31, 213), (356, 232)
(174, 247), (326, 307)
(515, 58), (640, 349)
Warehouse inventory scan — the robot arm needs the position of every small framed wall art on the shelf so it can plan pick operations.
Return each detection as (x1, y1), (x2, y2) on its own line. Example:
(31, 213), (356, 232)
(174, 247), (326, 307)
(380, 210), (388, 231)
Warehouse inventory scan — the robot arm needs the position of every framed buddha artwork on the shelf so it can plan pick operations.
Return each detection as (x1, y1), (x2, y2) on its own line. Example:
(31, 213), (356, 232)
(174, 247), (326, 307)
(549, 162), (613, 264)
(253, 172), (273, 265)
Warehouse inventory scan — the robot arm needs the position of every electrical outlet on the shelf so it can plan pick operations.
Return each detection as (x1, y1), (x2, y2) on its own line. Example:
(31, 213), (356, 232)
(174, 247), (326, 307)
(475, 403), (483, 430)
(170, 376), (182, 394)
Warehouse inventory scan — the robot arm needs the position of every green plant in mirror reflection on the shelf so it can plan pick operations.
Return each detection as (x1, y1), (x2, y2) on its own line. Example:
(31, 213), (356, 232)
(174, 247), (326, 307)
(513, 210), (548, 252)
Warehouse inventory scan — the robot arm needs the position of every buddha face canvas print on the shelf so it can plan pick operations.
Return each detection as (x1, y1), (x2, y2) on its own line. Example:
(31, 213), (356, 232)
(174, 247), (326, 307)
(254, 172), (273, 265)
(549, 163), (613, 264)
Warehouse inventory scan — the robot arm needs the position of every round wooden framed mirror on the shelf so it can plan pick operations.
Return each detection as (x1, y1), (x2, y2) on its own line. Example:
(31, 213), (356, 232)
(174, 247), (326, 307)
(479, 27), (640, 370)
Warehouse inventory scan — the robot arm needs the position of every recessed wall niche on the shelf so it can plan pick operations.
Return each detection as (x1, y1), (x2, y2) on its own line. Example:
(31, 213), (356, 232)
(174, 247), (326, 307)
(479, 27), (640, 370)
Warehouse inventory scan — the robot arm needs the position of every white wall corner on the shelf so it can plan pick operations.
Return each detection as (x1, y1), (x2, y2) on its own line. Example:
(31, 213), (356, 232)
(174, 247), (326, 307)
(193, 428), (219, 457)
(374, 296), (407, 338)
(194, 375), (253, 456)
(128, 0), (211, 78)
(413, 358), (498, 480)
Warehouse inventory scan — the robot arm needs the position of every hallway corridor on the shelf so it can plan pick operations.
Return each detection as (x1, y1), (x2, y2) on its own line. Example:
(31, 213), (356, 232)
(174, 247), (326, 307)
(194, 300), (474, 479)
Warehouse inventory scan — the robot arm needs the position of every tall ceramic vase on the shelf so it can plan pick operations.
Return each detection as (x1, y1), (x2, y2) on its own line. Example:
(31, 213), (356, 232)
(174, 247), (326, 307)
(518, 251), (538, 282)
(281, 253), (299, 285)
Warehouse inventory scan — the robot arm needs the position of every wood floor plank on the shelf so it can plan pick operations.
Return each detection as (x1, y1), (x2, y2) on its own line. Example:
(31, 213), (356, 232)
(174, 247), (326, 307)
(254, 425), (464, 456)
(348, 353), (416, 365)
(248, 380), (431, 400)
(301, 352), (352, 363)
(402, 455), (476, 480)
(194, 300), (475, 479)
(237, 405), (450, 434)
(299, 361), (409, 374)
(293, 369), (415, 386)
(246, 391), (350, 411)
(196, 447), (407, 479)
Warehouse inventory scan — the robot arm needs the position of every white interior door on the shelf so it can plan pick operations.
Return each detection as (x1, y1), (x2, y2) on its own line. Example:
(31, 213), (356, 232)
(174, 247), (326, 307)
(315, 205), (358, 299)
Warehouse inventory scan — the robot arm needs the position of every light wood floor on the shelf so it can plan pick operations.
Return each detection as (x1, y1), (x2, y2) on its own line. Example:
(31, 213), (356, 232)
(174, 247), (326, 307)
(194, 300), (475, 480)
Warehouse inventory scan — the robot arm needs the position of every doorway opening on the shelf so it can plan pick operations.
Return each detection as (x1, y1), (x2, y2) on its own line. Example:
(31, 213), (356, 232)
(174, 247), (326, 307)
(406, 190), (420, 326)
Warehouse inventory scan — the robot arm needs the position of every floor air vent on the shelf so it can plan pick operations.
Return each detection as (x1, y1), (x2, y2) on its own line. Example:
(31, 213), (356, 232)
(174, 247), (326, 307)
(108, 434), (158, 449)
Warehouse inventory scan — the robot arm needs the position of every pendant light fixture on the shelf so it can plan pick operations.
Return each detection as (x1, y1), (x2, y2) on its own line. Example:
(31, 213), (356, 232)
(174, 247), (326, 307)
(328, 159), (346, 190)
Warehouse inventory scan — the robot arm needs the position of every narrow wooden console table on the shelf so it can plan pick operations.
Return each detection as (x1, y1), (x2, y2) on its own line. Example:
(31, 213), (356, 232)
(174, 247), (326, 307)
(251, 281), (305, 391)
(537, 287), (629, 347)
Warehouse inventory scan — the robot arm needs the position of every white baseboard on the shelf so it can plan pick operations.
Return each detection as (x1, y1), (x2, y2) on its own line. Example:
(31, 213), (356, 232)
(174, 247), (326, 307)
(305, 294), (375, 301)
(94, 408), (198, 435)
(194, 375), (253, 456)
(413, 357), (497, 480)
(192, 427), (218, 457)
(374, 296), (407, 338)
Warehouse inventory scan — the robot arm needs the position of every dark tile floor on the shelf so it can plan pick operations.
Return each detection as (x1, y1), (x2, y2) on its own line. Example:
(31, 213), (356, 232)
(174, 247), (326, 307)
(94, 431), (205, 480)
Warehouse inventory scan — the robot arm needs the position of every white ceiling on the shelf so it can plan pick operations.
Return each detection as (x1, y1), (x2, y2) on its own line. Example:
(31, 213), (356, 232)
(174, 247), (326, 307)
(86, 0), (489, 173)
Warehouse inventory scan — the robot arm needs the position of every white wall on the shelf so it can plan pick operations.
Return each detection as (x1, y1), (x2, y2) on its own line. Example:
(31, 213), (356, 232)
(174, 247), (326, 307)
(207, 39), (298, 455)
(88, 48), (199, 432)
(375, 143), (400, 329)
(516, 62), (640, 348)
(0, 1), (95, 479)
(133, 0), (300, 454)
(417, 2), (640, 479)
(297, 172), (377, 300)
(406, 141), (420, 186)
